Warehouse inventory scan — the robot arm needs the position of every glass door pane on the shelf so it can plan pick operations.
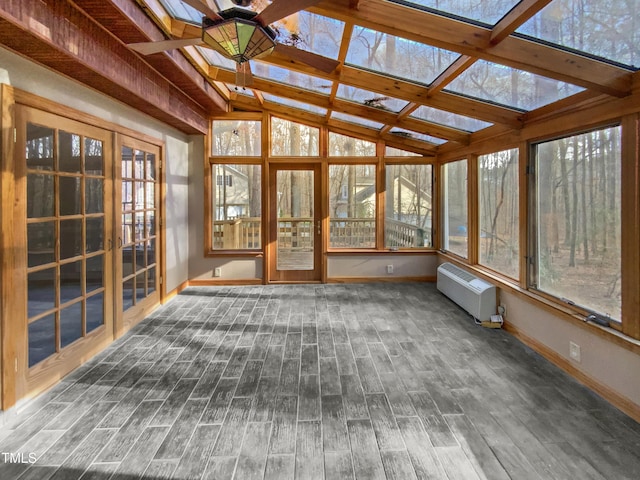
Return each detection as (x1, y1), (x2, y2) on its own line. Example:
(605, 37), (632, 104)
(276, 170), (315, 271)
(117, 139), (160, 332)
(22, 114), (111, 372)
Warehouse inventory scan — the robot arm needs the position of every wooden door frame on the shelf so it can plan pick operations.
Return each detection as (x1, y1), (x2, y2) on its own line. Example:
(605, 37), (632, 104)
(266, 163), (323, 283)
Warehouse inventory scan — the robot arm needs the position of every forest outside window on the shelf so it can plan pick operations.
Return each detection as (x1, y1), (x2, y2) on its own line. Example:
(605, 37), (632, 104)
(212, 120), (261, 156)
(329, 164), (376, 248)
(212, 164), (262, 250)
(385, 164), (433, 248)
(271, 118), (319, 156)
(532, 126), (621, 322)
(478, 149), (519, 279)
(442, 160), (468, 258)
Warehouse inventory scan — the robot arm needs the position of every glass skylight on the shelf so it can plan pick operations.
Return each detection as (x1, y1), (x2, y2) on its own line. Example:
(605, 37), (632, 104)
(263, 94), (327, 116)
(198, 47), (237, 70)
(214, 2), (344, 60)
(388, 128), (445, 145)
(331, 112), (385, 130)
(159, 0), (203, 24)
(446, 60), (585, 111)
(517, 0), (640, 69)
(250, 64), (333, 94)
(410, 105), (491, 132)
(389, 0), (522, 26)
(336, 85), (408, 113)
(346, 27), (459, 85)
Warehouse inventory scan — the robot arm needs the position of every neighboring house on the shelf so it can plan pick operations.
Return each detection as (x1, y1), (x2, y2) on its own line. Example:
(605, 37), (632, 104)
(214, 165), (250, 219)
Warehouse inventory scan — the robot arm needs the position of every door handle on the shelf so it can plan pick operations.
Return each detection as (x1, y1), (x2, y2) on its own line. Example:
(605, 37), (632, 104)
(107, 238), (113, 251)
(117, 236), (123, 248)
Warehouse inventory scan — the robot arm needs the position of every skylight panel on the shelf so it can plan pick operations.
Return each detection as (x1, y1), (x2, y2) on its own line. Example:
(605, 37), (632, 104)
(263, 94), (327, 116)
(445, 60), (585, 111)
(336, 85), (409, 113)
(198, 47), (236, 70)
(389, 0), (521, 26)
(346, 27), (459, 85)
(389, 128), (445, 145)
(159, 0), (203, 24)
(410, 106), (491, 132)
(331, 112), (385, 130)
(214, 2), (344, 60)
(517, 0), (640, 69)
(249, 64), (333, 94)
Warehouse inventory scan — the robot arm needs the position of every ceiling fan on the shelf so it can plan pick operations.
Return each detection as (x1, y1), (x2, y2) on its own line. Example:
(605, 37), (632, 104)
(128, 0), (339, 86)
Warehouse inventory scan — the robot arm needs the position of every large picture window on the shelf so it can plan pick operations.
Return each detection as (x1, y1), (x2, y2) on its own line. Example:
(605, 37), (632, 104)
(533, 126), (621, 321)
(212, 164), (262, 250)
(329, 164), (376, 248)
(479, 149), (519, 278)
(385, 164), (433, 248)
(442, 160), (468, 258)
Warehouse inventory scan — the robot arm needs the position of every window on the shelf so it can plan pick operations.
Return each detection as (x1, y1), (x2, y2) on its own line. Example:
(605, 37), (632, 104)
(271, 118), (319, 156)
(329, 164), (376, 248)
(216, 174), (233, 187)
(329, 132), (376, 156)
(533, 126), (621, 321)
(385, 164), (433, 248)
(442, 160), (468, 258)
(212, 120), (261, 156)
(479, 149), (519, 278)
(212, 164), (262, 250)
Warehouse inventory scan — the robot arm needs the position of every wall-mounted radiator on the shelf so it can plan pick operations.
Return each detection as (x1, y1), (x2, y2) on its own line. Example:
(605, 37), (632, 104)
(437, 263), (496, 321)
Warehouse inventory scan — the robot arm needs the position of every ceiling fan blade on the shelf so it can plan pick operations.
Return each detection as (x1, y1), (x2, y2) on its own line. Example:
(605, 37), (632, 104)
(236, 62), (254, 87)
(129, 38), (203, 55)
(273, 43), (339, 74)
(181, 0), (223, 21)
(255, 0), (322, 25)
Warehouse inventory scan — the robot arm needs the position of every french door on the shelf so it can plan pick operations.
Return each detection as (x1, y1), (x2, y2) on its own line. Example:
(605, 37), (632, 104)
(115, 136), (161, 335)
(9, 106), (114, 403)
(268, 164), (322, 282)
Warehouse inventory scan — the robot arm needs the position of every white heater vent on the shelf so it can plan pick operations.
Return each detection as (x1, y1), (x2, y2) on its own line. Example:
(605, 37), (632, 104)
(437, 263), (496, 321)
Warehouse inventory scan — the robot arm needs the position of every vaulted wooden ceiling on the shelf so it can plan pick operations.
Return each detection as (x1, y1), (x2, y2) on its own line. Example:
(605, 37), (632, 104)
(1, 0), (638, 153)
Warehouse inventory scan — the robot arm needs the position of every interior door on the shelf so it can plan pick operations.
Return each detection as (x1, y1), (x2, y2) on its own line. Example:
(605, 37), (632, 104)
(11, 106), (114, 402)
(269, 164), (322, 282)
(115, 136), (161, 335)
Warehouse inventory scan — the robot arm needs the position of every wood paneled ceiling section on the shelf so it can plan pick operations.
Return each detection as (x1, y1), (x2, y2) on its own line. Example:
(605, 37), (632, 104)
(0, 0), (226, 134)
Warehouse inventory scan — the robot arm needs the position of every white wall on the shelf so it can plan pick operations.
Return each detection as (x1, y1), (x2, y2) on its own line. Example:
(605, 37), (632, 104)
(328, 254), (438, 279)
(0, 46), (192, 292)
(501, 290), (640, 409)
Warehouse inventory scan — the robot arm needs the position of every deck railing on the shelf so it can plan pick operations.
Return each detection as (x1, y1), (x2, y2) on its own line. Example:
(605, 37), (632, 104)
(213, 217), (430, 249)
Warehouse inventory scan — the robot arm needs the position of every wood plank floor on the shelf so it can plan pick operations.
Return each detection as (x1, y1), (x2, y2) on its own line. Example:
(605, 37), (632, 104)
(2, 283), (640, 479)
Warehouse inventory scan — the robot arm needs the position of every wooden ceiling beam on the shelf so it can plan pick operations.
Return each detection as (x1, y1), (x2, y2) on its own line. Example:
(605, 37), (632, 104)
(310, 0), (632, 97)
(427, 55), (476, 96)
(338, 66), (522, 128)
(490, 0), (553, 45)
(78, 0), (227, 113)
(232, 93), (440, 156)
(212, 66), (471, 143)
(0, 0), (212, 133)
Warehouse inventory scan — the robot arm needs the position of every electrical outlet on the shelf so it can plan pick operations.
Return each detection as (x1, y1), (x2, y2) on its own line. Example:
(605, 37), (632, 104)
(569, 341), (581, 362)
(386, 264), (394, 274)
(498, 303), (507, 316)
(214, 267), (222, 277)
